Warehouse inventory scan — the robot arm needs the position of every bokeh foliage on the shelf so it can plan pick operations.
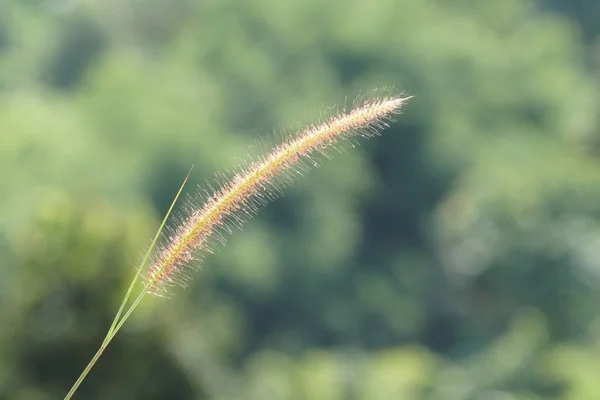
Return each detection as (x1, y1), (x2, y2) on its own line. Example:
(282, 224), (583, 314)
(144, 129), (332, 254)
(1, 0), (600, 398)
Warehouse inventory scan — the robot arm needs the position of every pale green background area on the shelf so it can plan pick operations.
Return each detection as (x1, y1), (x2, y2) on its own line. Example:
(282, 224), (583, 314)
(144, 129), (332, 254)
(1, 0), (600, 398)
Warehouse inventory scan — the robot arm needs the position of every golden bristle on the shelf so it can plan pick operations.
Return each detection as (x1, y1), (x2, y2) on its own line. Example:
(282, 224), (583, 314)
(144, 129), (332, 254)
(144, 95), (411, 296)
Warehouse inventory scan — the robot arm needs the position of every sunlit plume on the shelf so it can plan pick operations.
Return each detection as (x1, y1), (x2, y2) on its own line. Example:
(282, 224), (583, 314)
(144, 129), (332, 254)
(144, 94), (411, 297)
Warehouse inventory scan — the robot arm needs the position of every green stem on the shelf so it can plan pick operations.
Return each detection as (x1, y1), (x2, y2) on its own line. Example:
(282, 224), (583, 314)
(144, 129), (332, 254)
(105, 166), (193, 341)
(63, 167), (193, 400)
(63, 290), (148, 400)
(63, 343), (109, 400)
(112, 289), (148, 337)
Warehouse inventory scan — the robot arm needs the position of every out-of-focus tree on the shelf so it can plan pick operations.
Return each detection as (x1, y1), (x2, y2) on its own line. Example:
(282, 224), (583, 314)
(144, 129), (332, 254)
(1, 0), (600, 398)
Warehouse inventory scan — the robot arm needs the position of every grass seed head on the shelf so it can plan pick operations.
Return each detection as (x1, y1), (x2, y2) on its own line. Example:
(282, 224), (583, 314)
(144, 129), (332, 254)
(144, 93), (411, 297)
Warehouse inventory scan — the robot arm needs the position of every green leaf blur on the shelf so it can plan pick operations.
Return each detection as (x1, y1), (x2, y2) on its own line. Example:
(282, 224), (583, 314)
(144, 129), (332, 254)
(1, 0), (600, 398)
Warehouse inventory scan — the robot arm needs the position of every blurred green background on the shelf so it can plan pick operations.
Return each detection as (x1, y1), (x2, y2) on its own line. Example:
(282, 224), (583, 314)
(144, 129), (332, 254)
(2, 0), (600, 399)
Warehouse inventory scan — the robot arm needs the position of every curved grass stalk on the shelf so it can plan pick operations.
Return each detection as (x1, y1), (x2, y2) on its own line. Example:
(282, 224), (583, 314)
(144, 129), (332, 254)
(64, 93), (410, 399)
(63, 167), (192, 400)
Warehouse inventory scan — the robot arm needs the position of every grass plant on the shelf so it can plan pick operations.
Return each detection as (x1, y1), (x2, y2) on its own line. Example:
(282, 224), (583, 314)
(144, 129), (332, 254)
(64, 92), (410, 399)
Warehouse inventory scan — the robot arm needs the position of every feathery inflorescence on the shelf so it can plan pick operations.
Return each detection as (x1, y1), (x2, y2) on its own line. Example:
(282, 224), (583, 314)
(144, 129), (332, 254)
(144, 94), (411, 297)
